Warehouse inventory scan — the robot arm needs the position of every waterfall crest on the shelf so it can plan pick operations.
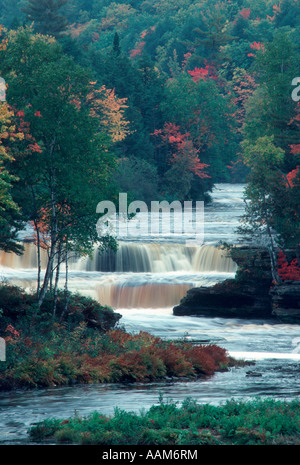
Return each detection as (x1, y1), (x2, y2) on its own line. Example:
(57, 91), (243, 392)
(0, 241), (237, 274)
(84, 242), (237, 274)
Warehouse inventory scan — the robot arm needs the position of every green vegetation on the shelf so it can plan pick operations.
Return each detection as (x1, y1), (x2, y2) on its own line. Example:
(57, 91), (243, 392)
(29, 396), (300, 445)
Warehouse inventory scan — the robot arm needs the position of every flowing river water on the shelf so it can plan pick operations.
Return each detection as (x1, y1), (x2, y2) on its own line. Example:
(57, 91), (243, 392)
(0, 183), (300, 444)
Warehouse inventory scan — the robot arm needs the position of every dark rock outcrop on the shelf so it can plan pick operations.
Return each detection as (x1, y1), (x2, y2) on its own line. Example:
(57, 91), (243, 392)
(174, 246), (274, 319)
(173, 279), (273, 318)
(174, 244), (300, 322)
(270, 281), (300, 323)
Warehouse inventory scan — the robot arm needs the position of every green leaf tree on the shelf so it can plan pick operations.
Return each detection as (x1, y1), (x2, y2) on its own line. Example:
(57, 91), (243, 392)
(0, 27), (119, 310)
(160, 73), (238, 182)
(238, 135), (286, 282)
(244, 32), (300, 170)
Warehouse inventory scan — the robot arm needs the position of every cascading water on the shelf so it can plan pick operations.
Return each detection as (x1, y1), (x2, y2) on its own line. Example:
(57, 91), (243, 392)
(0, 235), (237, 309)
(1, 183), (300, 445)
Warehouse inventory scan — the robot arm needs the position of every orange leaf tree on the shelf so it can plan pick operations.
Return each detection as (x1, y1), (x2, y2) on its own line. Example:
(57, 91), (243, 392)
(0, 101), (25, 254)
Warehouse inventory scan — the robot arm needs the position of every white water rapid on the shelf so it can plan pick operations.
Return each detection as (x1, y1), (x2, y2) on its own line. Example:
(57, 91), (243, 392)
(1, 183), (300, 444)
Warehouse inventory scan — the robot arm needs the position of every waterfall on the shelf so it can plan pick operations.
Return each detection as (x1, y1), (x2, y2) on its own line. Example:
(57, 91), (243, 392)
(0, 240), (237, 309)
(82, 242), (237, 274)
(0, 241), (237, 274)
(95, 280), (193, 309)
(0, 243), (48, 270)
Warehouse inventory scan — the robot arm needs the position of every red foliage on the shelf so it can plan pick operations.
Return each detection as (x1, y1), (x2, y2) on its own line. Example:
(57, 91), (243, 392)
(248, 41), (264, 57)
(184, 344), (228, 375)
(181, 52), (192, 70)
(153, 122), (210, 178)
(277, 251), (300, 281)
(286, 166), (299, 188)
(155, 344), (195, 377)
(290, 145), (300, 156)
(28, 142), (43, 153)
(5, 324), (20, 338)
(129, 27), (156, 59)
(250, 42), (264, 51)
(240, 8), (250, 19)
(188, 64), (218, 83)
(130, 41), (145, 58)
(267, 2), (282, 21)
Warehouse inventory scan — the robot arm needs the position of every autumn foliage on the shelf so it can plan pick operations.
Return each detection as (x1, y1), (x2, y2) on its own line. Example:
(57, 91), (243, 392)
(86, 83), (131, 143)
(248, 41), (265, 57)
(0, 316), (235, 389)
(286, 166), (300, 188)
(277, 251), (300, 281)
(153, 122), (210, 179)
(187, 64), (218, 82)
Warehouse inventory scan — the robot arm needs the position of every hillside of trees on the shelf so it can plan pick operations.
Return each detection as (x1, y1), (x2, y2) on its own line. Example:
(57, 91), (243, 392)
(1, 0), (299, 207)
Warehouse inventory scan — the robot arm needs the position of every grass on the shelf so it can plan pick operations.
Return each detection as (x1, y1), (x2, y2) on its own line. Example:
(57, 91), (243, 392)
(28, 396), (300, 445)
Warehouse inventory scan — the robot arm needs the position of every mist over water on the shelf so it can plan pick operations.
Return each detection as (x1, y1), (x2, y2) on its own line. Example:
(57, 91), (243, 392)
(1, 183), (300, 444)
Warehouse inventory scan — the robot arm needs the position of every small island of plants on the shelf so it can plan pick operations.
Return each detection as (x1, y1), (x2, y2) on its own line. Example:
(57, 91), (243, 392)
(0, 283), (243, 391)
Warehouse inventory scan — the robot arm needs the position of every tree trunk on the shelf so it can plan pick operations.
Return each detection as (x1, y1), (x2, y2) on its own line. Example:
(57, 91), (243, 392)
(263, 194), (281, 283)
(52, 242), (62, 319)
(60, 247), (69, 322)
(37, 166), (58, 310)
(33, 219), (41, 299)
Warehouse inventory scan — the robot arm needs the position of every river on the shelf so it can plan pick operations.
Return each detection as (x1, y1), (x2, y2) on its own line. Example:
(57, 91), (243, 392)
(0, 183), (300, 445)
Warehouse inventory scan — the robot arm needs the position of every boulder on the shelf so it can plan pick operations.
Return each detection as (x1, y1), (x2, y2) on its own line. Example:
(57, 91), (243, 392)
(173, 278), (273, 318)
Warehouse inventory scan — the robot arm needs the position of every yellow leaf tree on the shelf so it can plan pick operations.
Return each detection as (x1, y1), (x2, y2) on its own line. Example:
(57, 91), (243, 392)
(87, 83), (131, 143)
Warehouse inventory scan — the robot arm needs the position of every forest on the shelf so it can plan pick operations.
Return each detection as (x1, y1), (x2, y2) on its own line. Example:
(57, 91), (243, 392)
(1, 0), (300, 447)
(0, 0), (299, 283)
(0, 0), (299, 302)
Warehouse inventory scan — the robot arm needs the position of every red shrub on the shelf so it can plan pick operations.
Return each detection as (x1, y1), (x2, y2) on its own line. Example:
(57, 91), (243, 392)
(277, 251), (300, 281)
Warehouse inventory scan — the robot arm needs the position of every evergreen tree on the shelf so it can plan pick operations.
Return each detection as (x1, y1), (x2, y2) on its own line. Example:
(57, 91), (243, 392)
(113, 32), (121, 57)
(189, 1), (236, 74)
(22, 0), (69, 36)
(0, 0), (24, 28)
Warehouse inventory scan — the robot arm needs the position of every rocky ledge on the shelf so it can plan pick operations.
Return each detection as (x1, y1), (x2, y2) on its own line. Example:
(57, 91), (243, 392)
(173, 245), (300, 323)
(270, 281), (300, 323)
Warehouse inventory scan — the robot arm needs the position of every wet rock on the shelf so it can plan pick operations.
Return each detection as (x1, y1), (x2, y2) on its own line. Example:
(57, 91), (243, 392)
(173, 245), (300, 323)
(174, 246), (273, 319)
(270, 281), (300, 324)
(246, 371), (263, 377)
(173, 280), (272, 318)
